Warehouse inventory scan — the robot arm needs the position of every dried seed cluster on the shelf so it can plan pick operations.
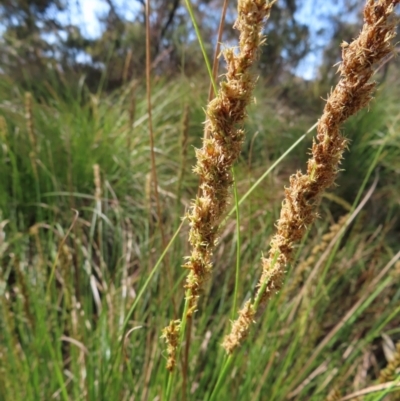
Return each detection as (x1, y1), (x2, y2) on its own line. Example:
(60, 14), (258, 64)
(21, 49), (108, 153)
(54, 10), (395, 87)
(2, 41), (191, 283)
(184, 0), (275, 317)
(223, 0), (399, 354)
(161, 320), (181, 372)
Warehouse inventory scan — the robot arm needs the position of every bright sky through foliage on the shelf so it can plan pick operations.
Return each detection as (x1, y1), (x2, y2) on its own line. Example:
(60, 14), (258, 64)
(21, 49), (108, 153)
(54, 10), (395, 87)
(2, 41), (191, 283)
(56, 0), (357, 80)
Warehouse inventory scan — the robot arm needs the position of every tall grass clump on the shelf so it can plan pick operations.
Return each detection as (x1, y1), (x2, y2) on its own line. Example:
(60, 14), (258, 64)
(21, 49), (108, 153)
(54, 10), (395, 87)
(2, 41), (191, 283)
(0, 0), (400, 400)
(223, 0), (400, 354)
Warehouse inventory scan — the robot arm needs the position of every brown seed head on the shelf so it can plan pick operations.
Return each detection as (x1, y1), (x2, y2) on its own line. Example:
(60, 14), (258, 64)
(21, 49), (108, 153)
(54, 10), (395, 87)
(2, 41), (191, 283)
(221, 300), (255, 354)
(161, 319), (181, 372)
(183, 0), (275, 316)
(223, 0), (399, 354)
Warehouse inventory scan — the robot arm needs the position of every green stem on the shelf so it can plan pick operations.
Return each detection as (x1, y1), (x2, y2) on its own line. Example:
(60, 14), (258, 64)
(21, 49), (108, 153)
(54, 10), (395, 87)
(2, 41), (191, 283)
(184, 0), (218, 95)
(208, 356), (234, 401)
(231, 167), (241, 320)
(165, 370), (175, 401)
(208, 253), (280, 401)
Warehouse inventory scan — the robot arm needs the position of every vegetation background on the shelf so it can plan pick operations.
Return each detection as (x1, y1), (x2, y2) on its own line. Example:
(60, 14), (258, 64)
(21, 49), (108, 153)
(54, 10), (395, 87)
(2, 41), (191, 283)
(0, 0), (399, 400)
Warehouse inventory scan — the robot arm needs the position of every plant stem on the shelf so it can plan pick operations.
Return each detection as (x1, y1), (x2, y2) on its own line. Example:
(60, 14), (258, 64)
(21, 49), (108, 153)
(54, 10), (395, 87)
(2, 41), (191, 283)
(208, 356), (234, 401)
(232, 167), (241, 320)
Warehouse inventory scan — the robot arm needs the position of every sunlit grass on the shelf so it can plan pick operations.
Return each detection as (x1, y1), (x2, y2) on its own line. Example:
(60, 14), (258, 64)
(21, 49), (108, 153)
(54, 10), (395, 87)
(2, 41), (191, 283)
(0, 55), (399, 400)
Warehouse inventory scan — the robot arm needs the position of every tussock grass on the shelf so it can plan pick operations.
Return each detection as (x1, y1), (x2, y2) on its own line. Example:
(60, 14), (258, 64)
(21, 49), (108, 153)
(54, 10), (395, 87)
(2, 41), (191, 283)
(0, 0), (400, 400)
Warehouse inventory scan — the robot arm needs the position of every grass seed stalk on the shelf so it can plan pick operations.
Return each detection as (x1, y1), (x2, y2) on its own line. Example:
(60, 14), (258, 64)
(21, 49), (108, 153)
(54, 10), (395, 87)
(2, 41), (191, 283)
(183, 0), (276, 318)
(223, 0), (400, 354)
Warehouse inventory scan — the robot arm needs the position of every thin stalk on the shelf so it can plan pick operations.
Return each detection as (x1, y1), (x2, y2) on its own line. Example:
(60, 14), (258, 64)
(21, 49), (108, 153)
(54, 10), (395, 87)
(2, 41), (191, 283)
(231, 167), (241, 320)
(122, 220), (185, 333)
(145, 0), (176, 314)
(184, 0), (218, 94)
(338, 381), (400, 401)
(182, 316), (191, 401)
(209, 252), (280, 400)
(208, 0), (229, 103)
(204, 0), (229, 140)
(208, 356), (234, 401)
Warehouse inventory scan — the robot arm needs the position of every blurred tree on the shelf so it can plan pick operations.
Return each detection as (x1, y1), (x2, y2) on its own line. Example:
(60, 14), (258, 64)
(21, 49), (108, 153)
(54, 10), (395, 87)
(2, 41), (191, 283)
(0, 0), (66, 80)
(259, 0), (310, 81)
(318, 0), (400, 87)
(317, 0), (362, 87)
(0, 0), (352, 93)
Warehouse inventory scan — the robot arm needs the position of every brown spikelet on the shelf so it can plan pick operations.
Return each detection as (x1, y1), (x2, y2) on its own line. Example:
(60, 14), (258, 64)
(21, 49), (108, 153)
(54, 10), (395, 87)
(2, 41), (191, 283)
(177, 104), (190, 201)
(223, 0), (399, 354)
(379, 342), (400, 383)
(93, 164), (102, 201)
(221, 300), (255, 354)
(161, 320), (181, 372)
(183, 0), (276, 317)
(145, 172), (152, 215)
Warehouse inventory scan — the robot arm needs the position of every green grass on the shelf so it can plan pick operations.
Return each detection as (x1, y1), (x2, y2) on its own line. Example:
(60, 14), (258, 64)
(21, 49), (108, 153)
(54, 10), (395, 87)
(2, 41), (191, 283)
(0, 68), (399, 401)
